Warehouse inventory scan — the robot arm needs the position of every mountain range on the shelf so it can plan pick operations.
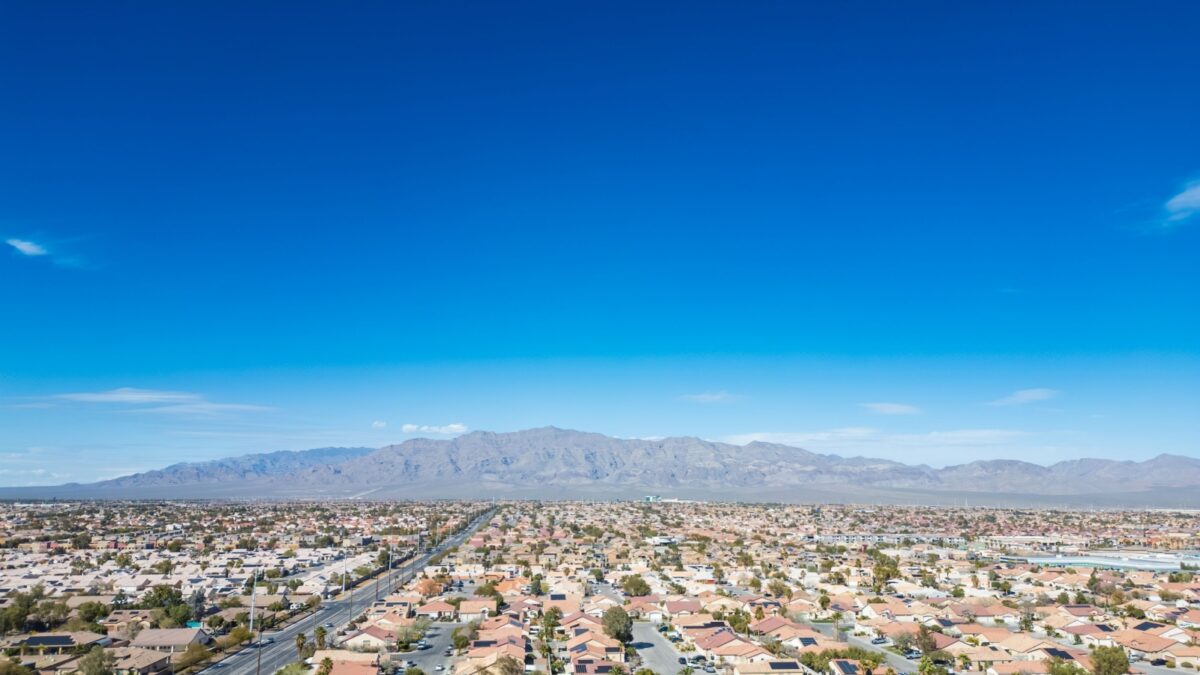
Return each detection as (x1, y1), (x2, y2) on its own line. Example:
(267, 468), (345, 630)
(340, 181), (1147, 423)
(3, 427), (1197, 506)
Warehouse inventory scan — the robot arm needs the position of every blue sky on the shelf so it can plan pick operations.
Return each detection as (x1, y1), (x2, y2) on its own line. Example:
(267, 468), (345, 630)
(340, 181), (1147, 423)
(2, 1), (1198, 484)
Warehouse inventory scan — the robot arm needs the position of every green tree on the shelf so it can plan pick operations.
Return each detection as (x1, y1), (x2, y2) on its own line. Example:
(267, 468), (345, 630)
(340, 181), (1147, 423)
(76, 647), (115, 675)
(1091, 646), (1129, 675)
(77, 602), (109, 624)
(295, 632), (308, 659)
(177, 643), (213, 670)
(315, 625), (327, 649)
(602, 606), (633, 644)
(622, 575), (651, 597)
(916, 624), (938, 655)
(542, 606), (563, 637)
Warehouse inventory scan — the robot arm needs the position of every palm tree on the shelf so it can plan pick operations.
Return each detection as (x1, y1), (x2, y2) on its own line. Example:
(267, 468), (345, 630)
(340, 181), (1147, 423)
(295, 632), (307, 658)
(315, 626), (327, 649)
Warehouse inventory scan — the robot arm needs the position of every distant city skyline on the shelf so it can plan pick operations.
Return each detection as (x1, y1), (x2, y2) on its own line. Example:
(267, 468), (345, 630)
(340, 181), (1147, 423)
(2, 2), (1198, 484)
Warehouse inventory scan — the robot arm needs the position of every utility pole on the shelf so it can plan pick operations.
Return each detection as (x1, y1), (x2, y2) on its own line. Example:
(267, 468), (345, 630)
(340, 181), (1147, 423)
(248, 570), (257, 633)
(252, 569), (264, 675)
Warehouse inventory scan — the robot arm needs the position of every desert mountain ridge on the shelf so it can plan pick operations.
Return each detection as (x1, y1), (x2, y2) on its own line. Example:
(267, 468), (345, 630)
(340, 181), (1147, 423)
(3, 427), (1197, 506)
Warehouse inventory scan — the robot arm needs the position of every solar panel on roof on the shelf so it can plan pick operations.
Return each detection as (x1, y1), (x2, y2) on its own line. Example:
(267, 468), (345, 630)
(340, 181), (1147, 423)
(768, 662), (800, 670)
(23, 636), (74, 647)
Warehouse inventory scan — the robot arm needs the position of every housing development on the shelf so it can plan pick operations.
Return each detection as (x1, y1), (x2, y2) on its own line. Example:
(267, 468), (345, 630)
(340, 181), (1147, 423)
(2, 501), (1200, 675)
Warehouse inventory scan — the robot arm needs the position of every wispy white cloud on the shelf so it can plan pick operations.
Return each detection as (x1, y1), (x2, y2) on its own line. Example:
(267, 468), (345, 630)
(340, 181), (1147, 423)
(401, 423), (468, 435)
(55, 387), (270, 417)
(987, 388), (1059, 406)
(371, 420), (387, 429)
(6, 238), (48, 256)
(133, 402), (273, 416)
(680, 391), (738, 403)
(1164, 179), (1200, 227)
(860, 402), (920, 415)
(58, 387), (199, 404)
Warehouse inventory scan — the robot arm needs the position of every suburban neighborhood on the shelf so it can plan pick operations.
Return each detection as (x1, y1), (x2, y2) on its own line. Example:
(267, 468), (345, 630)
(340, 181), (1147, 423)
(3, 501), (1200, 675)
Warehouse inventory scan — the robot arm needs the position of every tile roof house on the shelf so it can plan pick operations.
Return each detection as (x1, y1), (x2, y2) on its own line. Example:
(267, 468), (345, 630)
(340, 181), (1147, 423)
(15, 631), (105, 655)
(109, 646), (172, 675)
(130, 628), (211, 654)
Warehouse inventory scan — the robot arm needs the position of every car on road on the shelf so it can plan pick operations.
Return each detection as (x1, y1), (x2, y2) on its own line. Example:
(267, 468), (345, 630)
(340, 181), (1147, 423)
(678, 658), (687, 665)
(871, 637), (887, 645)
(264, 637), (276, 644)
(435, 666), (445, 671)
(904, 651), (922, 660)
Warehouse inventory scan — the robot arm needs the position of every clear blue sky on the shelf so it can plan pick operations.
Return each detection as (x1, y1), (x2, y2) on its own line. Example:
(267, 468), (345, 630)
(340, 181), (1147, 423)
(2, 1), (1198, 484)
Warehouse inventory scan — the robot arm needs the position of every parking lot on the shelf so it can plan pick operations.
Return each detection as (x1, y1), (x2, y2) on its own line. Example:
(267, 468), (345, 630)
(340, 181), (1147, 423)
(393, 621), (461, 674)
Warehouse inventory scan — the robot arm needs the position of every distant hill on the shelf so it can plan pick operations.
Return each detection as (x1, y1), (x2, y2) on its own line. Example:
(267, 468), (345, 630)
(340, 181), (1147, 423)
(95, 446), (375, 488)
(2, 428), (1197, 506)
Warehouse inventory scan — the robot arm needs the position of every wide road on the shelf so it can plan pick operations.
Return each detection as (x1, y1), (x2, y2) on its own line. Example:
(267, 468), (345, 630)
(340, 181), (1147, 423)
(206, 508), (496, 675)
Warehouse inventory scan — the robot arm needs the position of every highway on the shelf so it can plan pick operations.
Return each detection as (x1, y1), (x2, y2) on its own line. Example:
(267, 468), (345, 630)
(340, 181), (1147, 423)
(205, 508), (496, 675)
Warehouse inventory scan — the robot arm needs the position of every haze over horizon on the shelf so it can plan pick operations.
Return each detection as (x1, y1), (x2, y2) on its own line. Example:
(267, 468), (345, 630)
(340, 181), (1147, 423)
(3, 2), (1198, 486)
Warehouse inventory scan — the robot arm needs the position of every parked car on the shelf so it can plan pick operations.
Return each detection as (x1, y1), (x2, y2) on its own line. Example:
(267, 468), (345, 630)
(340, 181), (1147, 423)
(871, 637), (887, 645)
(678, 658), (687, 665)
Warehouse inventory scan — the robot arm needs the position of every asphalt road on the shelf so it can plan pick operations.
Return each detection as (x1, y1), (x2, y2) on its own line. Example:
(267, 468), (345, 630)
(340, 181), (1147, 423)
(205, 509), (495, 675)
(632, 622), (687, 675)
